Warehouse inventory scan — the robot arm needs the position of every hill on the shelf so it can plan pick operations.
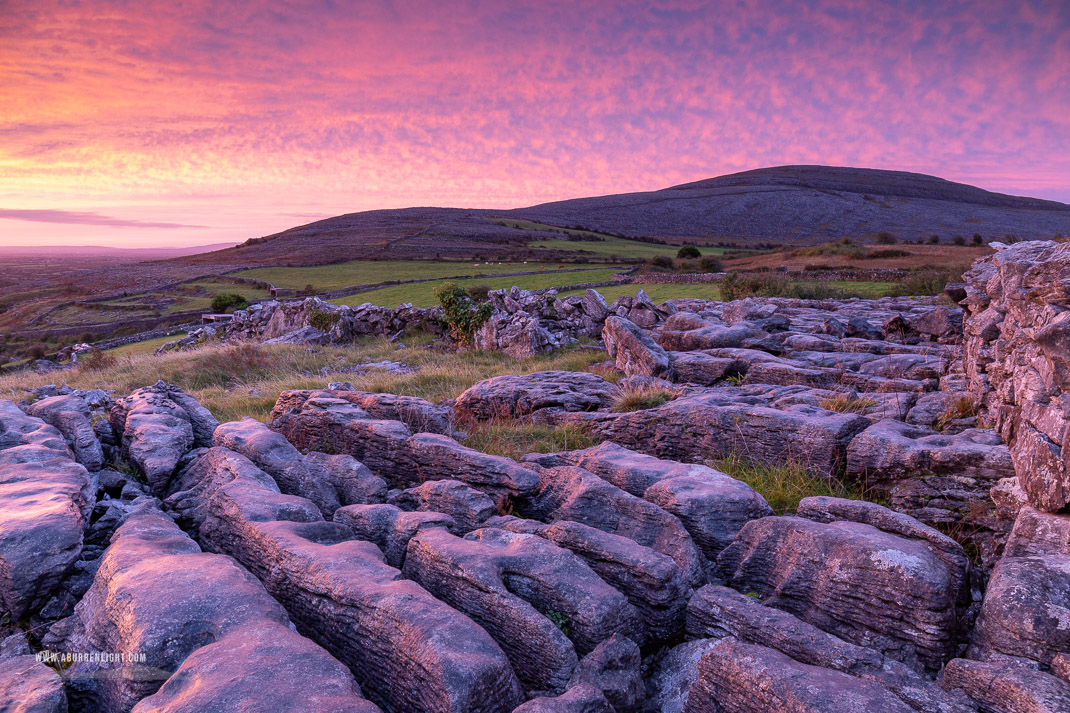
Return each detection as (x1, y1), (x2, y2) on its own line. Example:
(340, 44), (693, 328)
(177, 165), (1070, 267)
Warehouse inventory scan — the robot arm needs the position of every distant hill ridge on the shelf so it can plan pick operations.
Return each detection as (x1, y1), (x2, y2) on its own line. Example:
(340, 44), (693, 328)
(177, 165), (1070, 267)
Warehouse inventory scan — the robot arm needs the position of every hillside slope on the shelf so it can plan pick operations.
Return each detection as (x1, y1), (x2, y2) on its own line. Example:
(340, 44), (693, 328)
(179, 166), (1070, 266)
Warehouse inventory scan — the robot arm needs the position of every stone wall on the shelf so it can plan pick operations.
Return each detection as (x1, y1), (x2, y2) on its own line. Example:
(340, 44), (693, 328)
(962, 240), (1070, 513)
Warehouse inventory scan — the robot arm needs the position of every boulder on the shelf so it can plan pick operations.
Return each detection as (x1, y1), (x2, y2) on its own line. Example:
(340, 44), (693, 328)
(644, 639), (721, 713)
(489, 516), (689, 641)
(26, 394), (104, 471)
(0, 656), (67, 713)
(110, 382), (217, 493)
(522, 465), (703, 584)
(681, 639), (916, 713)
(167, 447), (522, 713)
(603, 316), (672, 378)
(390, 479), (497, 533)
(527, 442), (772, 566)
(404, 527), (643, 694)
(686, 585), (975, 713)
(454, 371), (619, 421)
(566, 634), (643, 713)
(0, 402), (92, 620)
(942, 658), (1070, 713)
(333, 503), (454, 568)
(56, 507), (377, 713)
(717, 504), (970, 671)
(213, 417), (341, 515)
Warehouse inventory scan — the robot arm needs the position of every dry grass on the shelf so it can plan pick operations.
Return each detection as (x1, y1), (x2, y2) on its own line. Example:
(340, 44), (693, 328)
(611, 386), (677, 412)
(0, 337), (609, 424)
(818, 394), (877, 414)
(463, 420), (602, 461)
(936, 395), (978, 431)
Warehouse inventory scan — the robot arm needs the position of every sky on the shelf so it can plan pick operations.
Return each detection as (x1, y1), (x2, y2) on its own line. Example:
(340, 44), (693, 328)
(1, 0), (1068, 248)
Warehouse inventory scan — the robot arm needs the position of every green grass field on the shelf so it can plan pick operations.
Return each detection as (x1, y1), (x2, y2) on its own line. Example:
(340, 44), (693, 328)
(107, 333), (187, 356)
(332, 268), (623, 308)
(558, 283), (724, 302)
(238, 260), (584, 292)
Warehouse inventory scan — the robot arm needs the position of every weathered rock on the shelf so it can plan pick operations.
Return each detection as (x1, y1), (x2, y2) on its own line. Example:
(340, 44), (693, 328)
(526, 442), (772, 567)
(270, 393), (539, 498)
(489, 515), (688, 641)
(391, 479), (497, 533)
(0, 401), (92, 620)
(962, 240), (1070, 512)
(668, 351), (742, 385)
(168, 447), (522, 713)
(1003, 506), (1070, 558)
(333, 503), (454, 568)
(455, 371), (620, 421)
(603, 316), (673, 378)
(969, 554), (1070, 666)
(511, 684), (614, 713)
(404, 527), (644, 694)
(686, 585), (975, 713)
(320, 389), (454, 435)
(110, 382), (217, 492)
(942, 658), (1070, 713)
(644, 639), (721, 713)
(56, 507), (377, 713)
(131, 624), (381, 713)
(304, 450), (388, 505)
(213, 417), (341, 515)
(717, 503), (970, 671)
(522, 465), (703, 584)
(0, 655), (67, 713)
(567, 634), (643, 713)
(551, 392), (868, 478)
(682, 638), (917, 713)
(26, 394), (104, 471)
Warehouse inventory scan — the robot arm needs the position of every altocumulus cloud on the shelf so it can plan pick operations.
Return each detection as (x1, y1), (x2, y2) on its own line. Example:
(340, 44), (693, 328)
(0, 209), (207, 229)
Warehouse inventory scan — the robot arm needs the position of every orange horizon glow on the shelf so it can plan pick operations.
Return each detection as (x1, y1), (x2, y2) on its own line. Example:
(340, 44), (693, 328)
(1, 0), (1068, 248)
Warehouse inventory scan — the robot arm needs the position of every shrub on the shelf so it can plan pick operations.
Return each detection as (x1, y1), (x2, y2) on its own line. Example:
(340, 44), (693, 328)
(677, 245), (702, 259)
(434, 282), (492, 346)
(210, 293), (249, 313)
(885, 266), (969, 297)
(719, 273), (852, 301)
(973, 233), (983, 245)
(953, 235), (966, 246)
(928, 234), (940, 244)
(699, 256), (724, 272)
(27, 345), (46, 360)
(649, 256), (674, 270)
(875, 232), (897, 245)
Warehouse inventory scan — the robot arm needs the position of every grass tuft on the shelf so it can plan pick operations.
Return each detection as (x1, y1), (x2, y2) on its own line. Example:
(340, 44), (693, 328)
(712, 453), (866, 514)
(611, 386), (676, 412)
(818, 394), (877, 414)
(935, 395), (978, 431)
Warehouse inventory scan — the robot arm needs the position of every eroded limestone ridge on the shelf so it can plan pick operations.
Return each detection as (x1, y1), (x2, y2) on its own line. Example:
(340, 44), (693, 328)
(3, 242), (1070, 713)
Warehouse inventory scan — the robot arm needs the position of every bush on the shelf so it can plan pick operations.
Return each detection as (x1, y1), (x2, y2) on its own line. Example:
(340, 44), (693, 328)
(973, 234), (983, 245)
(875, 232), (897, 245)
(649, 256), (674, 270)
(953, 235), (966, 246)
(699, 256), (724, 272)
(676, 245), (701, 259)
(928, 234), (940, 244)
(210, 293), (249, 313)
(434, 282), (492, 346)
(719, 273), (852, 301)
(27, 345), (46, 360)
(867, 248), (911, 259)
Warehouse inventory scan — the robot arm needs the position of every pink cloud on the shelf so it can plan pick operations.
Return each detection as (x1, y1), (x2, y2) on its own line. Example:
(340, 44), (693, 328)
(0, 0), (1066, 247)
